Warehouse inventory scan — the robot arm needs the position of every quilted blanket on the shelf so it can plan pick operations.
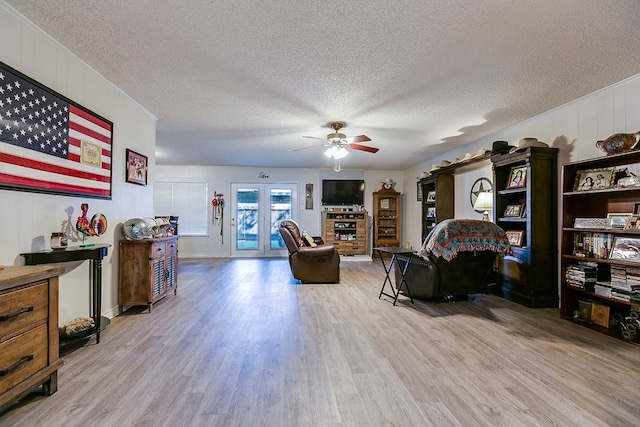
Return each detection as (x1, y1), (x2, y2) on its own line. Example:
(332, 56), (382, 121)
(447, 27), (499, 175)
(417, 219), (513, 261)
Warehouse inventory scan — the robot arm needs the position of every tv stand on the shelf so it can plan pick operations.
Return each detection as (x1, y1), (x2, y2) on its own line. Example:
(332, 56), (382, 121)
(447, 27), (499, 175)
(322, 209), (368, 255)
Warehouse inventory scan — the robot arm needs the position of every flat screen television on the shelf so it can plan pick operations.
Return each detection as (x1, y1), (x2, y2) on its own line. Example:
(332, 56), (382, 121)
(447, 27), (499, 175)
(321, 179), (365, 206)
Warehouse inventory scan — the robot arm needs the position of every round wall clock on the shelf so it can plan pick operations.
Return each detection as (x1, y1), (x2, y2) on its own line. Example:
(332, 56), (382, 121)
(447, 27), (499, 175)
(470, 177), (493, 213)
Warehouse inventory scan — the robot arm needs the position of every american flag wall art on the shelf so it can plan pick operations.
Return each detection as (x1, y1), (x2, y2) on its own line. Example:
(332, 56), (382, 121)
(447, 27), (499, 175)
(0, 62), (113, 199)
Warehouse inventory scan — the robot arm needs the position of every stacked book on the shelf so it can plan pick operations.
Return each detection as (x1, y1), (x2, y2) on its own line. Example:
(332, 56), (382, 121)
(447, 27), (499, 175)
(610, 266), (640, 301)
(566, 262), (598, 290)
(594, 280), (612, 297)
(610, 265), (627, 293)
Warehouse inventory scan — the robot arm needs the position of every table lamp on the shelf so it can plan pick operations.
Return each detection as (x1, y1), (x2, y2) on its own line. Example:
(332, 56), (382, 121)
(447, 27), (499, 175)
(473, 191), (493, 221)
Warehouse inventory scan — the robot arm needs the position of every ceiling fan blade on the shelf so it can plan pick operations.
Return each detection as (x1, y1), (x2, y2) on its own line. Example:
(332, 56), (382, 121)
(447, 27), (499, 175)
(344, 134), (371, 143)
(302, 135), (325, 141)
(293, 144), (322, 152)
(349, 143), (379, 153)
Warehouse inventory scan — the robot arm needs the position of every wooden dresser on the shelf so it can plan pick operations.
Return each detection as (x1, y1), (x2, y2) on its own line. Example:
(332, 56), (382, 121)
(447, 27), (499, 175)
(119, 236), (178, 313)
(0, 265), (64, 410)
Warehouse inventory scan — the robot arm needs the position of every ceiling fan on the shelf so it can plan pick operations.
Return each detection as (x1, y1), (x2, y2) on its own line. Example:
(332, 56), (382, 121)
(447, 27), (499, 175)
(299, 122), (379, 171)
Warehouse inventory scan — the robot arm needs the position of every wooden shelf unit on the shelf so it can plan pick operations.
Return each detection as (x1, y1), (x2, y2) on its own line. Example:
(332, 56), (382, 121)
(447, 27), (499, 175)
(418, 174), (454, 242)
(322, 209), (368, 255)
(119, 236), (178, 313)
(560, 150), (640, 345)
(372, 187), (401, 252)
(491, 147), (559, 308)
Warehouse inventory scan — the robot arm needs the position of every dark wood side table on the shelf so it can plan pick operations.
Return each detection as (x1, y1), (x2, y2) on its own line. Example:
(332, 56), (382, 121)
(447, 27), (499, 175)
(20, 244), (111, 346)
(374, 247), (415, 306)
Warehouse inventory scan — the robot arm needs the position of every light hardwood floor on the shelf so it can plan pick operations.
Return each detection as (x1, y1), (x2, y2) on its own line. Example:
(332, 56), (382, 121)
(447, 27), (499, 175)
(1, 258), (639, 426)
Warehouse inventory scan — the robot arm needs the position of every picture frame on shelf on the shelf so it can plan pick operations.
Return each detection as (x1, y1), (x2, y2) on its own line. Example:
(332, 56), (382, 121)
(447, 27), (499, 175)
(607, 213), (632, 230)
(623, 215), (640, 230)
(573, 167), (615, 191)
(426, 207), (436, 218)
(506, 166), (527, 189)
(590, 302), (610, 328)
(504, 203), (524, 218)
(634, 202), (640, 215)
(505, 230), (524, 247)
(125, 149), (148, 186)
(574, 218), (611, 229)
(426, 191), (436, 203)
(609, 236), (640, 263)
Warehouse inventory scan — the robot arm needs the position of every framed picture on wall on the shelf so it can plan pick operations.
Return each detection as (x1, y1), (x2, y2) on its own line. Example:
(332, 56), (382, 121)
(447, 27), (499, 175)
(0, 61), (114, 199)
(126, 149), (148, 186)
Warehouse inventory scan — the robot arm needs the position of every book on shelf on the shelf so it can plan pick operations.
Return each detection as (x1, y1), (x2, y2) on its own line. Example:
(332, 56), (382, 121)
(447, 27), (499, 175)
(573, 232), (613, 259)
(594, 282), (612, 297)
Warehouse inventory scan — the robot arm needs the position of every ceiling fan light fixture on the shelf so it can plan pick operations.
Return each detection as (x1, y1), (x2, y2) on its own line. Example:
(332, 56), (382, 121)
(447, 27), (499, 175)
(323, 146), (349, 159)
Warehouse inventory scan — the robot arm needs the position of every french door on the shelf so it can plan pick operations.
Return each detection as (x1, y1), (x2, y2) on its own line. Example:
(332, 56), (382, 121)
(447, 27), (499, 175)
(230, 183), (297, 257)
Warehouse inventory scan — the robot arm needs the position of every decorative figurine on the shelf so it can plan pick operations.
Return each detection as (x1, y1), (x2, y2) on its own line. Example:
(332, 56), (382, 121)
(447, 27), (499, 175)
(76, 203), (107, 246)
(596, 131), (640, 155)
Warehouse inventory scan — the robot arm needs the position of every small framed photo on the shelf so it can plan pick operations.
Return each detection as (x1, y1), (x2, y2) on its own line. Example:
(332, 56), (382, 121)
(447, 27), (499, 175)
(624, 215), (640, 230)
(607, 213), (632, 230)
(590, 302), (610, 328)
(426, 191), (436, 203)
(504, 203), (524, 218)
(634, 202), (640, 215)
(426, 207), (436, 218)
(505, 230), (524, 247)
(609, 236), (640, 263)
(126, 149), (148, 186)
(506, 166), (527, 189)
(573, 167), (615, 191)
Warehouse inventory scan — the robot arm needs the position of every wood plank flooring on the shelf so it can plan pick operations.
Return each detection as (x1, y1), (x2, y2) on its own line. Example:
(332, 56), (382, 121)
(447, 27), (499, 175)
(1, 257), (639, 426)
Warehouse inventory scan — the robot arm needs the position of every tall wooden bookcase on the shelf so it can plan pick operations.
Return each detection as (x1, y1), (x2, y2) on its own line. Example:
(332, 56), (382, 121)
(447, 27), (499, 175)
(418, 174), (454, 242)
(491, 147), (559, 308)
(372, 186), (402, 252)
(560, 150), (640, 345)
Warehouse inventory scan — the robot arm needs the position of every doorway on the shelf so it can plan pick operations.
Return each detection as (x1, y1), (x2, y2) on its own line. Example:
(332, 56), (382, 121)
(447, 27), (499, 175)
(230, 183), (297, 257)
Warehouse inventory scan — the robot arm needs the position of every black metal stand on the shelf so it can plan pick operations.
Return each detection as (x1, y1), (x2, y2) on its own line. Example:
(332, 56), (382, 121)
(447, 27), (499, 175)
(374, 247), (415, 306)
(21, 244), (111, 344)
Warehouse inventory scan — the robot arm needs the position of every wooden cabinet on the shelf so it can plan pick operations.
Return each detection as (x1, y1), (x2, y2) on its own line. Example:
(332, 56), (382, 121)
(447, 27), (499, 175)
(1, 265), (64, 410)
(419, 174), (454, 242)
(560, 150), (640, 345)
(372, 187), (402, 252)
(491, 147), (559, 308)
(322, 210), (368, 255)
(119, 236), (179, 313)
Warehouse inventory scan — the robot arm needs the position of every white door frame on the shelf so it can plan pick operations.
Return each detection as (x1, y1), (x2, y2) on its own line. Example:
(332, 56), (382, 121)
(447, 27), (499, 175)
(230, 182), (297, 257)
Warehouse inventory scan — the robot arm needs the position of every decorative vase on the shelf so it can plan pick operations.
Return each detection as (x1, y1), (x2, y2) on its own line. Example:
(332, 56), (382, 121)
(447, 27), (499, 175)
(596, 131), (640, 155)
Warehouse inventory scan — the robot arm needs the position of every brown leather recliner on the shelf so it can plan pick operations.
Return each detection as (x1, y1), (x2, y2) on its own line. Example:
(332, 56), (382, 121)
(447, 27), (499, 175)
(395, 219), (513, 300)
(278, 219), (340, 283)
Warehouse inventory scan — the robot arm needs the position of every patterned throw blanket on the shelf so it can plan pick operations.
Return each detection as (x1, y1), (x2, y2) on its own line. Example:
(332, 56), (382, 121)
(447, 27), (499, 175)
(417, 219), (513, 261)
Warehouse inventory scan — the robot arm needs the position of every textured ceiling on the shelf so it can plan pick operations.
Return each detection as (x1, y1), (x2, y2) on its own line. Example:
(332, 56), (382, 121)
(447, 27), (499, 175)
(5, 0), (640, 170)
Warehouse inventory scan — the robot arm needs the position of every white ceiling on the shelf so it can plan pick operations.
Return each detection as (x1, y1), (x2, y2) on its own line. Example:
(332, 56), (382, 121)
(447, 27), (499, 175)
(5, 1), (640, 170)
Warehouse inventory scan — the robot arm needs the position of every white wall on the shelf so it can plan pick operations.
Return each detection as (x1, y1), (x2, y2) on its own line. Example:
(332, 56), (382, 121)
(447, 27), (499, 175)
(402, 73), (640, 252)
(0, 5), (156, 323)
(155, 165), (404, 257)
